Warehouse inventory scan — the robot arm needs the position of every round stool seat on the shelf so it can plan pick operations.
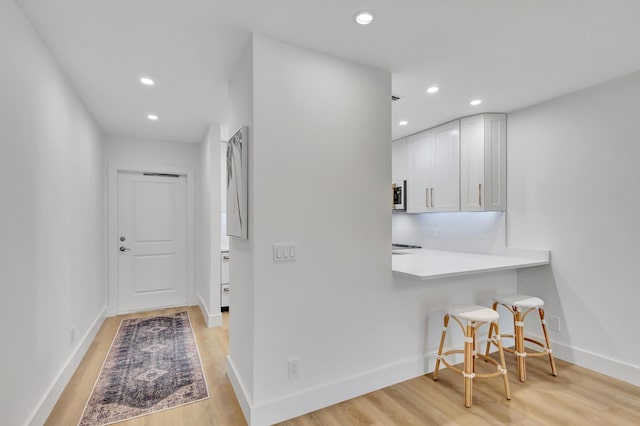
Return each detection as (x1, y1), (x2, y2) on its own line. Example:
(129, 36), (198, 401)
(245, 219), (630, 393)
(447, 304), (499, 323)
(494, 294), (544, 308)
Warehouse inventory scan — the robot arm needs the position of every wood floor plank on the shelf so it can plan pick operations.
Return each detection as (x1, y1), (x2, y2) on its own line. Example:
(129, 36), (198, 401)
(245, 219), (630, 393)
(46, 306), (640, 425)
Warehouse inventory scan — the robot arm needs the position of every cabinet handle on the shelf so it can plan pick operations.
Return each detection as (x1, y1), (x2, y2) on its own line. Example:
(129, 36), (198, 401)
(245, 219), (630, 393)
(478, 183), (482, 207)
(426, 187), (429, 208)
(431, 188), (434, 207)
(223, 288), (230, 292)
(223, 256), (230, 260)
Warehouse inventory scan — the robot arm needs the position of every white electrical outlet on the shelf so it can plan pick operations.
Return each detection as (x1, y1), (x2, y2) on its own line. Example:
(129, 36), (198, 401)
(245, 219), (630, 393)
(548, 316), (560, 332)
(288, 358), (299, 379)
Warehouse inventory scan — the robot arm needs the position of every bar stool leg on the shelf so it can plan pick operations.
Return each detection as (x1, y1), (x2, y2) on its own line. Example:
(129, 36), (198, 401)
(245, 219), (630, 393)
(484, 301), (498, 357)
(538, 308), (558, 376)
(493, 322), (512, 400)
(514, 307), (527, 381)
(433, 314), (449, 381)
(464, 322), (475, 408)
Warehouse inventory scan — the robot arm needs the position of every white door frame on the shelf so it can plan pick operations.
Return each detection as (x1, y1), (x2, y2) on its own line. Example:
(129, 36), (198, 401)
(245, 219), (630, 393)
(107, 162), (196, 316)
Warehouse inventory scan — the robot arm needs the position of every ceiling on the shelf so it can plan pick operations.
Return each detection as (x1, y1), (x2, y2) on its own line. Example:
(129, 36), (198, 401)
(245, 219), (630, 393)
(16, 0), (640, 143)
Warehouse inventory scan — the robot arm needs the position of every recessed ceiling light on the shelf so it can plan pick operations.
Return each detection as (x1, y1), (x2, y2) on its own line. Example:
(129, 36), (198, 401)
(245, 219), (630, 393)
(140, 77), (154, 86)
(426, 86), (439, 94)
(399, 120), (408, 126)
(470, 99), (482, 106)
(147, 114), (159, 120)
(355, 10), (374, 25)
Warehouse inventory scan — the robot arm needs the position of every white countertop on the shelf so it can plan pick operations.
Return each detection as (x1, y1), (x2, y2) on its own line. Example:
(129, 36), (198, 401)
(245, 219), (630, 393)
(392, 248), (549, 280)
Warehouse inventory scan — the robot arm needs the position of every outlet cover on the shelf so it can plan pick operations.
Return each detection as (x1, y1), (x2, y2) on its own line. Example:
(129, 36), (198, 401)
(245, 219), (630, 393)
(288, 358), (299, 379)
(548, 316), (560, 332)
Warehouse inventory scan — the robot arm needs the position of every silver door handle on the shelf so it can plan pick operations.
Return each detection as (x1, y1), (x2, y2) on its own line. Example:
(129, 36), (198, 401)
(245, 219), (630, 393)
(431, 188), (434, 207)
(426, 187), (429, 208)
(120, 246), (131, 252)
(478, 183), (482, 206)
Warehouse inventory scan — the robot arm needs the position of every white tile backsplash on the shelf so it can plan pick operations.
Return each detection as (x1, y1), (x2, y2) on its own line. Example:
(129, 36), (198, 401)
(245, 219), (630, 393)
(392, 211), (506, 254)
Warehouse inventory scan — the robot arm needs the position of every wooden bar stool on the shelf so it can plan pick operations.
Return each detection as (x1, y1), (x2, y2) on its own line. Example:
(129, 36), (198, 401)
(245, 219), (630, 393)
(433, 305), (511, 408)
(485, 294), (557, 381)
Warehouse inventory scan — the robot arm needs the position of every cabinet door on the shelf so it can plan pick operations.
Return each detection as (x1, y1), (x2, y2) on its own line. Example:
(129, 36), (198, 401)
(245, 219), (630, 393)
(430, 121), (460, 212)
(461, 114), (506, 211)
(406, 131), (431, 213)
(483, 114), (507, 211)
(221, 252), (230, 283)
(392, 138), (407, 186)
(221, 284), (230, 308)
(460, 115), (485, 211)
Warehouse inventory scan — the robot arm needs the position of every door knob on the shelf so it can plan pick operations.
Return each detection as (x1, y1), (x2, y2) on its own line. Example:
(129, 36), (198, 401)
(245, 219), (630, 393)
(120, 246), (131, 252)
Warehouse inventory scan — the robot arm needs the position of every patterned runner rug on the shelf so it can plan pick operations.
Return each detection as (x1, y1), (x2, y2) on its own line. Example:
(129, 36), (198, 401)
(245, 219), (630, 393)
(79, 311), (209, 425)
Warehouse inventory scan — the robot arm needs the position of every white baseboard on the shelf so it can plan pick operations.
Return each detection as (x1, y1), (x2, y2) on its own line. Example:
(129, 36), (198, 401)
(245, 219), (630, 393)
(226, 355), (253, 424)
(197, 294), (222, 328)
(230, 353), (434, 426)
(28, 305), (106, 426)
(544, 338), (640, 386)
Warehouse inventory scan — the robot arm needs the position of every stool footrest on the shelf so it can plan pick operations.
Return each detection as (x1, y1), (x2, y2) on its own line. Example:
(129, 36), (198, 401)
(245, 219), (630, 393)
(488, 336), (550, 354)
(438, 351), (506, 380)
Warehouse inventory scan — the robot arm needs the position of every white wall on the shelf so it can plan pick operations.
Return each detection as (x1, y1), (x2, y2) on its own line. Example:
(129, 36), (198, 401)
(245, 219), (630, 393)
(250, 34), (391, 403)
(508, 71), (640, 385)
(226, 38), (256, 418)
(226, 35), (392, 425)
(196, 125), (223, 327)
(0, 2), (105, 424)
(105, 134), (199, 168)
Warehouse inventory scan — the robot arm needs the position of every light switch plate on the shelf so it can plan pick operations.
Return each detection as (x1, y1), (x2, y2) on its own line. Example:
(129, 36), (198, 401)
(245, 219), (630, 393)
(273, 243), (297, 262)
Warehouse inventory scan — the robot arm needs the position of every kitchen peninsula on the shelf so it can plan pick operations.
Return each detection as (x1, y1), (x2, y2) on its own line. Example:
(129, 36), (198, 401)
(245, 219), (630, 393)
(392, 248), (549, 280)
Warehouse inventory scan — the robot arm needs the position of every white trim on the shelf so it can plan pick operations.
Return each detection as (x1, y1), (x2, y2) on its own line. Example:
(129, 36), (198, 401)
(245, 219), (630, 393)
(227, 347), (496, 425)
(252, 355), (427, 425)
(525, 335), (640, 386)
(226, 355), (253, 425)
(231, 347), (495, 426)
(107, 162), (196, 316)
(198, 294), (222, 328)
(27, 306), (106, 426)
(232, 354), (429, 426)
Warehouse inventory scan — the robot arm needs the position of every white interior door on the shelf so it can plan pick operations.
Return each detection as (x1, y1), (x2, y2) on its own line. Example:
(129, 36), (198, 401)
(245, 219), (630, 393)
(117, 172), (187, 312)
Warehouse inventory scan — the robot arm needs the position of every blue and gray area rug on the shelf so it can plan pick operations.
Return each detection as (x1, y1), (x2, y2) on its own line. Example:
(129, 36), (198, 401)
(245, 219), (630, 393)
(79, 311), (209, 425)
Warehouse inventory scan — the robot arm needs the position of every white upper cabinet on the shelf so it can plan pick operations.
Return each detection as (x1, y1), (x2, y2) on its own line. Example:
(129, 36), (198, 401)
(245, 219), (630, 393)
(430, 120), (461, 212)
(460, 113), (507, 211)
(406, 121), (460, 213)
(406, 130), (430, 213)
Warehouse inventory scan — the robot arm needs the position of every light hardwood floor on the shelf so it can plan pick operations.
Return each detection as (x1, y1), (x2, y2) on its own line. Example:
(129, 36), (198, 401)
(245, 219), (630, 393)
(47, 306), (640, 425)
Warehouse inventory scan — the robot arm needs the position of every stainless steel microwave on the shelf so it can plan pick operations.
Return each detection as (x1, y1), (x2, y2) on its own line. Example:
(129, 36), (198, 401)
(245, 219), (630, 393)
(392, 180), (406, 211)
